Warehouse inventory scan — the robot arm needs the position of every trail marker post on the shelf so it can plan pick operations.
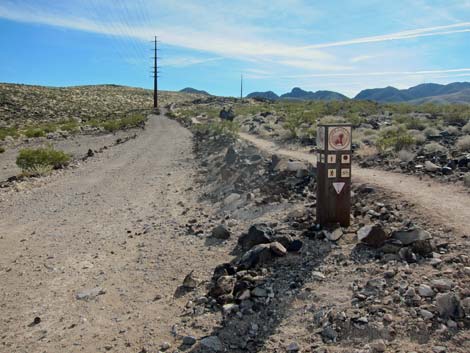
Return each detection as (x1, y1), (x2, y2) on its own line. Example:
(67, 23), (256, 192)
(316, 124), (352, 227)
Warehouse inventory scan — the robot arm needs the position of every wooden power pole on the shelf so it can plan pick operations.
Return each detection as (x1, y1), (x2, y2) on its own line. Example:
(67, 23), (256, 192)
(152, 36), (159, 110)
(240, 73), (243, 100)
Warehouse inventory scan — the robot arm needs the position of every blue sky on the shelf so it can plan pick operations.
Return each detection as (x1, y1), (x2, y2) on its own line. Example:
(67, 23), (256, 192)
(0, 0), (469, 97)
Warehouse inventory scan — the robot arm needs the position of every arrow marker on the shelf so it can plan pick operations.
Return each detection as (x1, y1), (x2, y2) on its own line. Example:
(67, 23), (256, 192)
(333, 182), (345, 194)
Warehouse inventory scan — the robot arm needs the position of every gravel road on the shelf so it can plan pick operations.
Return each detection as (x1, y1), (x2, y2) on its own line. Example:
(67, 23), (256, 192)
(0, 114), (227, 352)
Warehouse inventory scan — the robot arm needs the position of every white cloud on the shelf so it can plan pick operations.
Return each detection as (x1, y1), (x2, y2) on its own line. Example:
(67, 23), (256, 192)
(302, 22), (470, 49)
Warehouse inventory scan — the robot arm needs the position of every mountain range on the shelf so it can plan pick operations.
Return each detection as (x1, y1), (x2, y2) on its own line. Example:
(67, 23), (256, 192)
(245, 82), (470, 104)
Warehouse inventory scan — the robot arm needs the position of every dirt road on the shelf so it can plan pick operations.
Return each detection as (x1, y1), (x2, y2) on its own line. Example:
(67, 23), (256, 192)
(239, 132), (470, 236)
(0, 114), (227, 353)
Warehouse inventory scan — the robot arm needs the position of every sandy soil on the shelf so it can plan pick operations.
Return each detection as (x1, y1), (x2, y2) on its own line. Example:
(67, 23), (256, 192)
(0, 114), (228, 353)
(239, 132), (470, 237)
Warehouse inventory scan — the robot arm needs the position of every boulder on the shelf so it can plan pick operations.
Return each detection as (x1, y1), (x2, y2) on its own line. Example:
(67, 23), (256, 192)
(425, 161), (440, 172)
(238, 223), (273, 250)
(357, 224), (388, 247)
(391, 228), (431, 246)
(238, 244), (272, 269)
(324, 227), (343, 241)
(182, 271), (198, 289)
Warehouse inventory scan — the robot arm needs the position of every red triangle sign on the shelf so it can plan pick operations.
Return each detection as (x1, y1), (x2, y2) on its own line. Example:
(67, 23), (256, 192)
(333, 182), (345, 194)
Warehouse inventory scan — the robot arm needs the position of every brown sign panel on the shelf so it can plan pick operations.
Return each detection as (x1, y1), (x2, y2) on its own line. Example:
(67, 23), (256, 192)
(316, 124), (352, 227)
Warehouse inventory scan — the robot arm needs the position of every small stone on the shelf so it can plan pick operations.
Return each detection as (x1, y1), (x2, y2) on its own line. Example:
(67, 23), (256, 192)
(270, 241), (287, 256)
(200, 336), (223, 352)
(418, 284), (435, 297)
(286, 342), (300, 352)
(311, 271), (326, 281)
(182, 336), (197, 346)
(420, 309), (434, 320)
(431, 279), (453, 292)
(435, 292), (464, 319)
(287, 239), (303, 252)
(211, 224), (230, 240)
(251, 287), (268, 297)
(183, 271), (198, 289)
(324, 227), (343, 241)
(76, 287), (106, 300)
(432, 346), (447, 353)
(370, 339), (386, 352)
(160, 342), (171, 351)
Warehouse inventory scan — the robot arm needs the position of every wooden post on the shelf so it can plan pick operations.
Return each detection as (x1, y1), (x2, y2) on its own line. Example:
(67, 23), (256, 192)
(316, 124), (352, 227)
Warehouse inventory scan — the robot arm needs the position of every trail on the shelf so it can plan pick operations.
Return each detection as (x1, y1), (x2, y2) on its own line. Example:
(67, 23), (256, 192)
(0, 114), (226, 353)
(239, 132), (470, 236)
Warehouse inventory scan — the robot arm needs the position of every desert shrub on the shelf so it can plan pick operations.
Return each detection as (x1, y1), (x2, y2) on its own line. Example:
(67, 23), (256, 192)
(398, 149), (415, 162)
(0, 146), (4, 153)
(0, 127), (19, 140)
(443, 112), (468, 126)
(16, 146), (71, 173)
(283, 112), (304, 138)
(345, 112), (365, 127)
(423, 127), (439, 137)
(410, 131), (426, 145)
(456, 135), (470, 151)
(405, 118), (427, 131)
(23, 128), (45, 138)
(464, 174), (470, 188)
(102, 120), (120, 132)
(42, 123), (59, 133)
(444, 126), (459, 135)
(195, 120), (239, 138)
(462, 121), (470, 134)
(423, 142), (448, 155)
(375, 126), (415, 153)
(319, 115), (347, 124)
(356, 145), (378, 159)
(102, 114), (146, 132)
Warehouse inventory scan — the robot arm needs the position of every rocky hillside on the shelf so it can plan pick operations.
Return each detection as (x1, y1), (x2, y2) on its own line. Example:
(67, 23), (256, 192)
(180, 87), (211, 96)
(0, 83), (202, 127)
(355, 82), (470, 103)
(247, 88), (348, 101)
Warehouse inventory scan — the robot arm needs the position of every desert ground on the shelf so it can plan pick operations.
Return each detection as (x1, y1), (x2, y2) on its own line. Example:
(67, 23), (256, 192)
(0, 87), (469, 353)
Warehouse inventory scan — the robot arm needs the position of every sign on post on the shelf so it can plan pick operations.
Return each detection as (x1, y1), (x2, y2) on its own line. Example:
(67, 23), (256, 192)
(316, 124), (352, 227)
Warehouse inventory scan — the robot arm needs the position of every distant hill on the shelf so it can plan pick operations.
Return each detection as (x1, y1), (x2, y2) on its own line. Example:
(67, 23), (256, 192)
(281, 87), (348, 101)
(246, 91), (279, 100)
(246, 87), (348, 101)
(354, 82), (470, 103)
(179, 87), (211, 96)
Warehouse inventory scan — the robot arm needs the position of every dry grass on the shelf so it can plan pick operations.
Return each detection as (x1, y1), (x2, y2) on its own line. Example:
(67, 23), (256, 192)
(356, 144), (378, 159)
(398, 149), (416, 162)
(423, 142), (448, 154)
(456, 135), (470, 152)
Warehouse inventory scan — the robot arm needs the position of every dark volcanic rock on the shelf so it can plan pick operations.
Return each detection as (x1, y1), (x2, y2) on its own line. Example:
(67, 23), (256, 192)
(238, 244), (273, 269)
(357, 224), (388, 247)
(211, 224), (231, 239)
(238, 224), (274, 250)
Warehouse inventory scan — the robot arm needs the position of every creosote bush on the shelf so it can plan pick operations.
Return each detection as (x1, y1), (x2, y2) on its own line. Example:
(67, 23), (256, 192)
(462, 122), (470, 134)
(195, 120), (239, 138)
(456, 135), (470, 152)
(16, 146), (71, 174)
(423, 142), (448, 155)
(375, 126), (415, 153)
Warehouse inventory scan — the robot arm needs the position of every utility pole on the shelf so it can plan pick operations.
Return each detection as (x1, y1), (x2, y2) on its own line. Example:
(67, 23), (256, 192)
(152, 36), (159, 110)
(240, 73), (243, 100)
